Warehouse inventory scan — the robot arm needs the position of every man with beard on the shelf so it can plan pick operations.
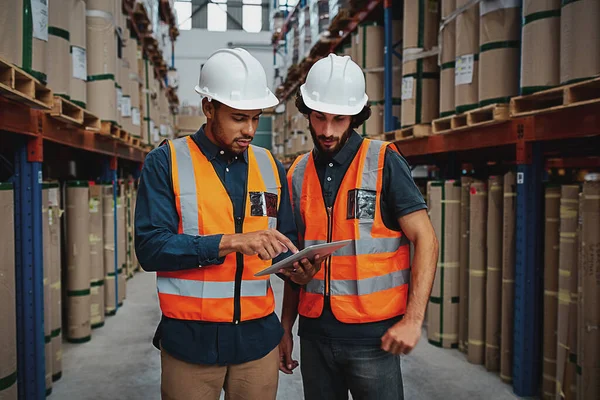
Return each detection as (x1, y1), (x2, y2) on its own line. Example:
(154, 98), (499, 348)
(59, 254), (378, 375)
(278, 54), (439, 399)
(135, 48), (321, 400)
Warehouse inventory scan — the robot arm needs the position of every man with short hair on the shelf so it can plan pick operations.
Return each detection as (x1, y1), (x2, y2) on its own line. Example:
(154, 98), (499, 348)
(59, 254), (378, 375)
(135, 48), (319, 400)
(278, 53), (439, 400)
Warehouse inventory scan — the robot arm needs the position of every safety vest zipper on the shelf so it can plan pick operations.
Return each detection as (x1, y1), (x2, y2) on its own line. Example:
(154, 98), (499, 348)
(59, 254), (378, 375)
(325, 206), (333, 296)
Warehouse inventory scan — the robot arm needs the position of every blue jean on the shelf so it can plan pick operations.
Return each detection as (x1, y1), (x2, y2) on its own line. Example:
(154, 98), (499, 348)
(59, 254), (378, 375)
(300, 337), (404, 400)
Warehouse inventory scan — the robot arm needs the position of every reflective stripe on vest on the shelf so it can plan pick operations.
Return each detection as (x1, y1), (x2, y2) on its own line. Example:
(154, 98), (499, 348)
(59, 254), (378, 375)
(157, 277), (271, 299)
(252, 145), (279, 230)
(305, 269), (411, 296)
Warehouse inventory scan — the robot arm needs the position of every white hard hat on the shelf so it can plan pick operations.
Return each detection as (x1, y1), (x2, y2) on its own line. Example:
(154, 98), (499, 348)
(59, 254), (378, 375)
(195, 48), (279, 110)
(300, 53), (368, 116)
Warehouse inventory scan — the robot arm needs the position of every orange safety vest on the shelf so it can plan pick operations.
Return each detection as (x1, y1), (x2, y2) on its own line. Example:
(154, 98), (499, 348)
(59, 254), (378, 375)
(157, 136), (281, 323)
(288, 139), (410, 324)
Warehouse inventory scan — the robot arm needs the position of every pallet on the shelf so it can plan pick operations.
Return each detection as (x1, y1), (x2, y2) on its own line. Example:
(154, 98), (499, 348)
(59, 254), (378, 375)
(432, 115), (454, 134)
(130, 137), (142, 147)
(0, 57), (53, 109)
(82, 109), (101, 131)
(466, 103), (509, 128)
(510, 76), (600, 117)
(99, 121), (119, 137)
(397, 124), (432, 141)
(50, 96), (83, 125)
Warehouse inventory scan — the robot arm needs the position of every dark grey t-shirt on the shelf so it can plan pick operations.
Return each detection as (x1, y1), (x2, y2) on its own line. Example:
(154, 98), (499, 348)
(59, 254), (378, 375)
(298, 131), (427, 343)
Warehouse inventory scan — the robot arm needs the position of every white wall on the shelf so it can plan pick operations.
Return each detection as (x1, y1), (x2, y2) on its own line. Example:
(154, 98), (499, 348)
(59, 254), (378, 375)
(174, 29), (275, 107)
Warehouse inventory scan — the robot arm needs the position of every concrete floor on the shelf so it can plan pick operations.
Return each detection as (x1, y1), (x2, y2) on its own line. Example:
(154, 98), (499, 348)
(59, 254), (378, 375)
(50, 271), (520, 400)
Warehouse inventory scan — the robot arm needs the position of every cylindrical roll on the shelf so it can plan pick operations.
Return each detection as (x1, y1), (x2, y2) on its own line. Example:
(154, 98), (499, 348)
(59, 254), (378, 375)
(520, 0), (560, 95)
(48, 0), (71, 98)
(89, 184), (105, 329)
(118, 184), (127, 304)
(458, 177), (473, 353)
(126, 181), (134, 277)
(556, 185), (579, 399)
(577, 181), (600, 400)
(86, 0), (118, 122)
(0, 0), (24, 67)
(560, 0), (600, 85)
(42, 187), (53, 394)
(65, 181), (91, 343)
(478, 0), (520, 106)
(500, 172), (516, 383)
(128, 38), (142, 138)
(468, 180), (487, 365)
(543, 185), (561, 399)
(355, 23), (384, 69)
(70, 0), (87, 107)
(0, 184), (17, 399)
(485, 176), (503, 372)
(120, 57), (132, 132)
(455, 0), (479, 113)
(440, 0), (456, 117)
(363, 102), (384, 136)
(130, 185), (139, 272)
(427, 181), (461, 349)
(103, 184), (117, 316)
(393, 19), (403, 100)
(48, 184), (63, 382)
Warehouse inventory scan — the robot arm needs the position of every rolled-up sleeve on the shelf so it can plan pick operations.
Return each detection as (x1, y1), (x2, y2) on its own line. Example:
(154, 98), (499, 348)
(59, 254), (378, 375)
(134, 146), (224, 272)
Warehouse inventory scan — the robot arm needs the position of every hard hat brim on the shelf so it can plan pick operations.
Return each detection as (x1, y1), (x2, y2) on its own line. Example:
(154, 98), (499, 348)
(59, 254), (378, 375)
(300, 84), (368, 116)
(195, 86), (280, 110)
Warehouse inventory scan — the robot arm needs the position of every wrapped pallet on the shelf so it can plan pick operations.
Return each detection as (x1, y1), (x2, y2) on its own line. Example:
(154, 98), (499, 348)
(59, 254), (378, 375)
(103, 184), (117, 315)
(70, 0), (87, 107)
(48, 184), (63, 382)
(458, 176), (473, 353)
(440, 0), (456, 117)
(577, 181), (600, 400)
(468, 179), (487, 365)
(427, 181), (461, 349)
(86, 0), (118, 123)
(48, 0), (70, 98)
(500, 172), (516, 383)
(0, 1), (24, 67)
(42, 186), (53, 394)
(556, 185), (579, 399)
(543, 185), (561, 398)
(65, 181), (91, 343)
(478, 0), (521, 106)
(485, 176), (503, 372)
(520, 0), (560, 95)
(0, 184), (18, 399)
(560, 0), (600, 85)
(401, 0), (440, 128)
(89, 184), (105, 329)
(455, 0), (479, 113)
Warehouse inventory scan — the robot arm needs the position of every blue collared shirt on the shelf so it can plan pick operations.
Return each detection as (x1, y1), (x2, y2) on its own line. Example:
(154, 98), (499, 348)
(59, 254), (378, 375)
(135, 126), (297, 365)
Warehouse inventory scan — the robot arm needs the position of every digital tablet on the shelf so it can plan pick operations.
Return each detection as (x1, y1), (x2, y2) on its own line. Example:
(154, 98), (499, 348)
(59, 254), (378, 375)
(254, 239), (353, 277)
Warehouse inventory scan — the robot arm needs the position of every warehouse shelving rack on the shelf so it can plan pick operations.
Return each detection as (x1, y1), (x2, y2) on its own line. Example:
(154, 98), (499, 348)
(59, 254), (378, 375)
(273, 0), (600, 397)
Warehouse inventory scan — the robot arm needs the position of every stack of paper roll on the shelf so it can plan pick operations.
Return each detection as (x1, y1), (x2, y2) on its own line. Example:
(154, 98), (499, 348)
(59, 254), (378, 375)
(0, 1), (23, 67)
(440, 0), (456, 118)
(468, 179), (487, 365)
(392, 19), (402, 128)
(543, 185), (561, 399)
(560, 0), (600, 85)
(556, 185), (579, 399)
(48, 0), (71, 98)
(520, 0), (560, 95)
(48, 184), (63, 382)
(70, 0), (87, 107)
(42, 186), (53, 395)
(486, 176), (503, 372)
(118, 183), (127, 304)
(401, 0), (440, 127)
(578, 180), (600, 400)
(455, 0), (479, 114)
(120, 40), (132, 134)
(130, 39), (142, 138)
(356, 22), (384, 134)
(86, 0), (118, 123)
(142, 56), (151, 144)
(478, 0), (520, 106)
(89, 184), (105, 329)
(23, 0), (49, 83)
(66, 181), (92, 343)
(427, 181), (461, 349)
(0, 184), (18, 399)
(102, 184), (117, 316)
(458, 177), (473, 353)
(500, 172), (516, 383)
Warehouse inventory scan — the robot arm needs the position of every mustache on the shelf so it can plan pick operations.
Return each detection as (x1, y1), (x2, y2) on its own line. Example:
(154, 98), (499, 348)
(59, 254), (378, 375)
(235, 136), (253, 141)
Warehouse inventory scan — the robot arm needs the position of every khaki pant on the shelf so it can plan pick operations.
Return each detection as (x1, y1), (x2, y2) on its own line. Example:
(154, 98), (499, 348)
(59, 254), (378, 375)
(160, 347), (279, 400)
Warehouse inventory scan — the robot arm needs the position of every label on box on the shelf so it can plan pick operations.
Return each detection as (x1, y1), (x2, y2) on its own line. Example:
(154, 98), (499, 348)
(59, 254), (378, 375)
(72, 46), (87, 81)
(116, 87), (123, 115)
(455, 54), (474, 86)
(121, 96), (132, 117)
(301, 135), (306, 145)
(401, 77), (414, 100)
(480, 0), (520, 16)
(160, 124), (168, 137)
(517, 172), (524, 184)
(32, 0), (48, 42)
(48, 188), (59, 207)
(132, 108), (141, 126)
(89, 198), (100, 214)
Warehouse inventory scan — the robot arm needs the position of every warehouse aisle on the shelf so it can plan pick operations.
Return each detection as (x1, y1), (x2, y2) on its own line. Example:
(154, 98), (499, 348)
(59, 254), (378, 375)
(50, 271), (519, 400)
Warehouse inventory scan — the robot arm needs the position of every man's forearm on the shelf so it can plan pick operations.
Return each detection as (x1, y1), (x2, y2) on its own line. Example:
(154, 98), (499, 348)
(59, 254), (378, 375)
(281, 281), (300, 332)
(404, 234), (438, 324)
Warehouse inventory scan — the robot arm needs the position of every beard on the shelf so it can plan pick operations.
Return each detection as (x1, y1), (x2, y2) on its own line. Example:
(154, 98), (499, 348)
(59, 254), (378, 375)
(309, 123), (353, 156)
